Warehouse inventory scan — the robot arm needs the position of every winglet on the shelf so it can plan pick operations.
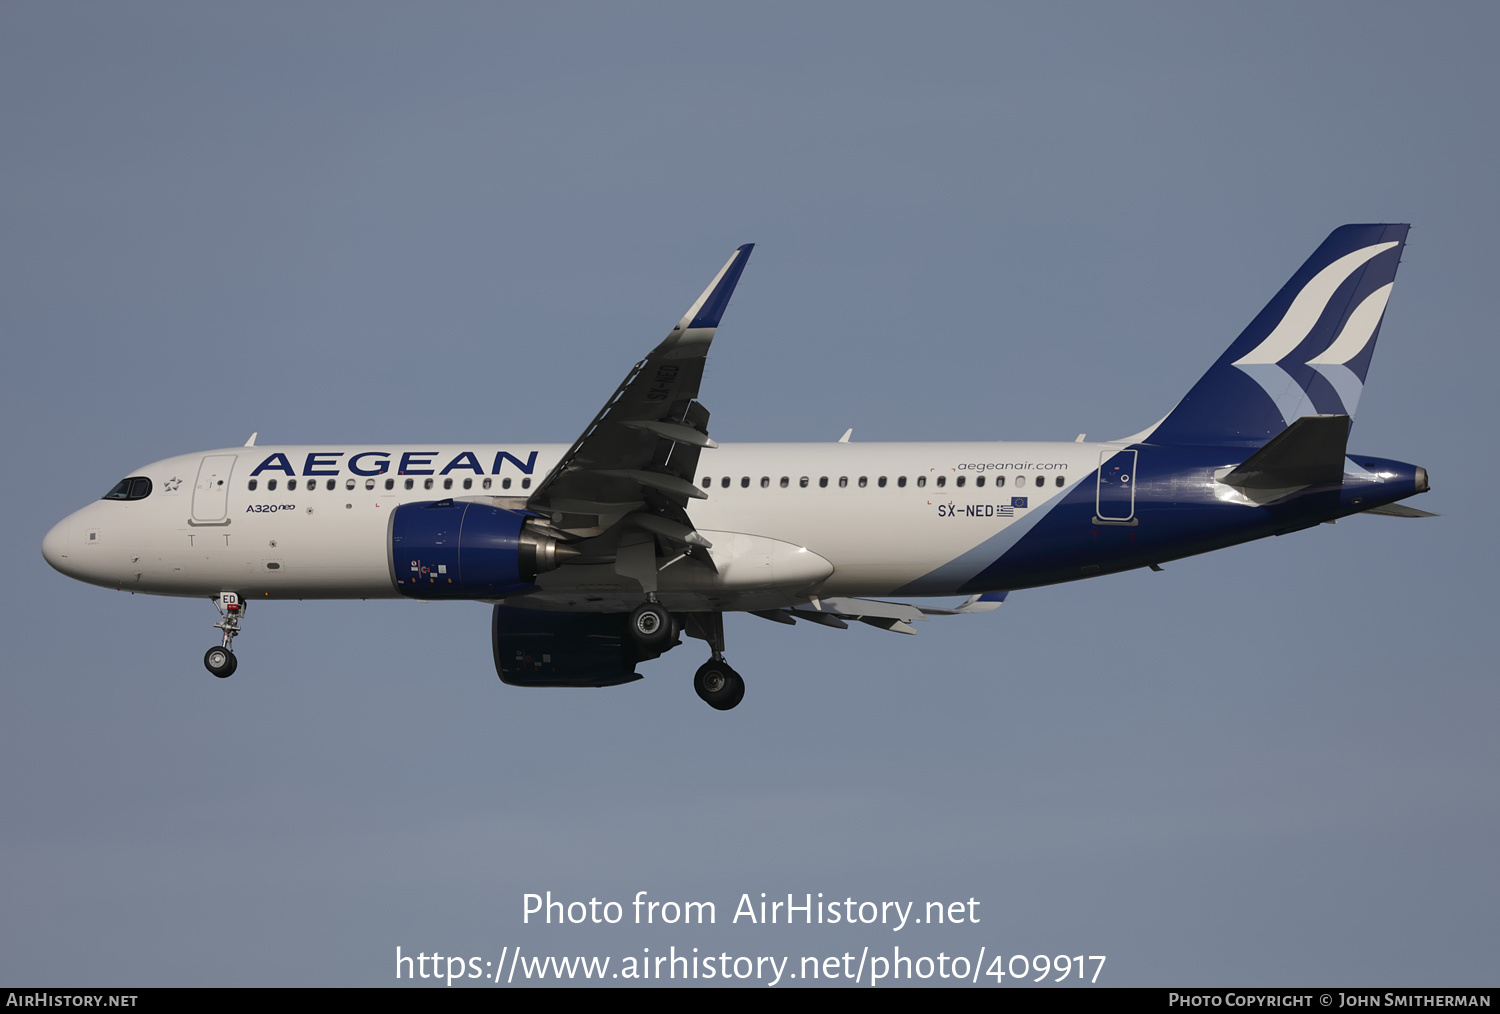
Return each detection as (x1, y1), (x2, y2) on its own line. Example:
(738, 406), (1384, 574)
(677, 244), (754, 331)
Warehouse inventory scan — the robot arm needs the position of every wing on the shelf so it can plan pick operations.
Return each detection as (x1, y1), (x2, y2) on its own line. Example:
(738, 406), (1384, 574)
(526, 244), (754, 568)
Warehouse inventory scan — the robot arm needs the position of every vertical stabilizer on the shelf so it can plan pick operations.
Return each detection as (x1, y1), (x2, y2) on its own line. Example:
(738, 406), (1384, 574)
(1146, 224), (1408, 447)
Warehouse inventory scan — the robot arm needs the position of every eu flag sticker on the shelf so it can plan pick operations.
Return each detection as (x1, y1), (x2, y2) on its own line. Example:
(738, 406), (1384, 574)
(1011, 496), (1028, 508)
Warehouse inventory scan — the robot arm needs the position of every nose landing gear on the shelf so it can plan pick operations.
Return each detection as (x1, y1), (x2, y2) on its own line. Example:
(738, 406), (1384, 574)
(204, 645), (236, 678)
(204, 592), (243, 678)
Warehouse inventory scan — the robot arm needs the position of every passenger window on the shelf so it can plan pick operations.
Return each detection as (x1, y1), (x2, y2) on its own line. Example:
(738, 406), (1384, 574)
(404, 478), (414, 490)
(878, 476), (887, 488)
(799, 476), (809, 488)
(721, 477), (730, 488)
(521, 478), (530, 489)
(976, 475), (985, 487)
(345, 479), (355, 490)
(936, 476), (946, 488)
(819, 477), (828, 488)
(955, 476), (965, 488)
(502, 478), (512, 489)
(327, 479), (336, 491)
(897, 476), (906, 488)
(838, 476), (848, 488)
(760, 477), (769, 488)
(702, 476), (711, 488)
(248, 479), (258, 491)
(858, 476), (867, 488)
(365, 479), (375, 490)
(423, 478), (434, 490)
(443, 478), (453, 490)
(995, 476), (1005, 487)
(463, 478), (472, 490)
(268, 479), (278, 491)
(289, 479), (299, 491)
(916, 476), (925, 487)
(482, 478), (492, 490)
(1055, 476), (1065, 487)
(741, 477), (750, 488)
(779, 476), (788, 488)
(385, 478), (395, 490)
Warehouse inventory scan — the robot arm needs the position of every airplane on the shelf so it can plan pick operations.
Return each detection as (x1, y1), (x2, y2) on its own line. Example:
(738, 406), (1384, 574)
(41, 225), (1433, 710)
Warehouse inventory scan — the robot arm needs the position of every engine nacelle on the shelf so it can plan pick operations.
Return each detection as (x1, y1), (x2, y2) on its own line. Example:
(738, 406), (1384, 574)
(389, 500), (570, 599)
(491, 607), (650, 687)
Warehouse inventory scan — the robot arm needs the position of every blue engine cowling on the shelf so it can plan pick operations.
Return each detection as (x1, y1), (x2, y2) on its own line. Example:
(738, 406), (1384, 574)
(389, 500), (566, 599)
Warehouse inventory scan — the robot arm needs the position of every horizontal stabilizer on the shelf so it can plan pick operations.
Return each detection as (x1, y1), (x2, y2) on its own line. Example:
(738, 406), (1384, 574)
(1361, 501), (1440, 518)
(1220, 415), (1349, 488)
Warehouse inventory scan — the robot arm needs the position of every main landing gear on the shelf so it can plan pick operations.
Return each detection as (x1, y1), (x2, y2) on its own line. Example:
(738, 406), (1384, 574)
(627, 603), (746, 710)
(204, 592), (243, 678)
(672, 610), (745, 711)
(628, 600), (674, 650)
(694, 658), (744, 711)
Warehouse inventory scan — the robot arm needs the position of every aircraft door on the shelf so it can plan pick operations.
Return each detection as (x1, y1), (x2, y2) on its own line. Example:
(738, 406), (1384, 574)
(192, 455), (237, 521)
(1094, 449), (1138, 523)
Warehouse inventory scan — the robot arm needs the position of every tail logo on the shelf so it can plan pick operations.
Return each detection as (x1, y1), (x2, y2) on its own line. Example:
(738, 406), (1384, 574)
(1231, 241), (1397, 425)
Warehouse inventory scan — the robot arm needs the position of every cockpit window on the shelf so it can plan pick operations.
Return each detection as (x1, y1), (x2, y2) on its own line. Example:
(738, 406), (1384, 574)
(102, 477), (153, 501)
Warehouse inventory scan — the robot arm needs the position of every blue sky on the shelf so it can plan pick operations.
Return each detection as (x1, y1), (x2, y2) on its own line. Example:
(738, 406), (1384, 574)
(3, 3), (1495, 986)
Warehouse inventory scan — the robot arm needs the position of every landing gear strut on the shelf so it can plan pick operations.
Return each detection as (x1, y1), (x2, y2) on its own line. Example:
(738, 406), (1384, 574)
(205, 592), (243, 678)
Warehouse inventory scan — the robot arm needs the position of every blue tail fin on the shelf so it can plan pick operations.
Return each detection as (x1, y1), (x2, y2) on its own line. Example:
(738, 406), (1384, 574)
(1146, 224), (1409, 447)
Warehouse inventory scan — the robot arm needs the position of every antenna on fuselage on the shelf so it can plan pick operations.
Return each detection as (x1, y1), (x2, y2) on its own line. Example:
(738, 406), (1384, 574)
(244, 432), (258, 447)
(838, 428), (853, 443)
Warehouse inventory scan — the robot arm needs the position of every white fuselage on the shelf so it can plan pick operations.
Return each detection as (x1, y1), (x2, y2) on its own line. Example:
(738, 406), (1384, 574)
(42, 441), (1098, 610)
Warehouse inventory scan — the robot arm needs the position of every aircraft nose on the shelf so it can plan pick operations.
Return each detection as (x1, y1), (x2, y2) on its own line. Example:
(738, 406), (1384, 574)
(41, 517), (73, 575)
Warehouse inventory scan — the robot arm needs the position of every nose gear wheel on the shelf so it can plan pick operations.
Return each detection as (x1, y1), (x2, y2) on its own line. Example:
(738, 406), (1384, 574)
(204, 593), (244, 678)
